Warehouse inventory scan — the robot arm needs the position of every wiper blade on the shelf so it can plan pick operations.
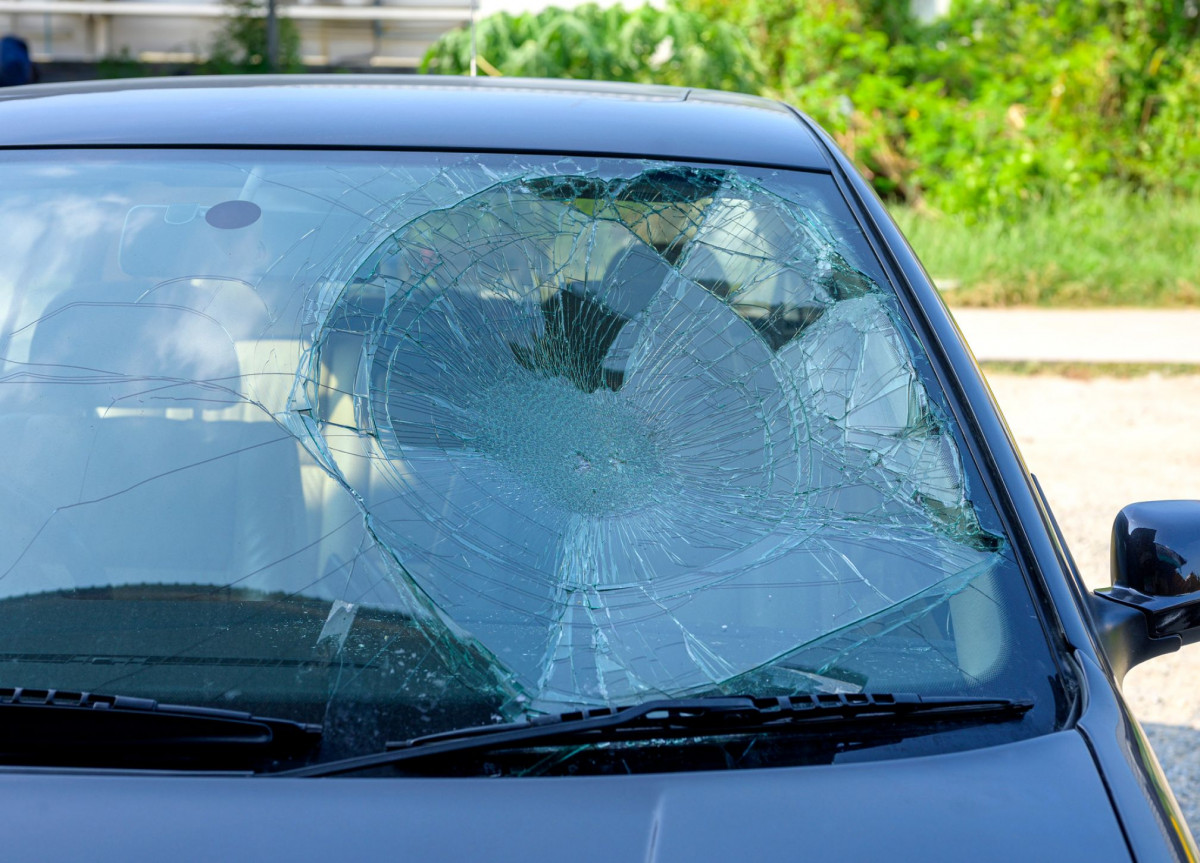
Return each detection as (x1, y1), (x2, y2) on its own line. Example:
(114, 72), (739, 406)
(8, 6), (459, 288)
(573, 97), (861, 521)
(278, 692), (1031, 778)
(0, 687), (322, 770)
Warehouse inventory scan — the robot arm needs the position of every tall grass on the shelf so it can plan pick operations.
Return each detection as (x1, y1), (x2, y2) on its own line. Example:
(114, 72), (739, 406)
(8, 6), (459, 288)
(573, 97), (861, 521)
(890, 187), (1200, 307)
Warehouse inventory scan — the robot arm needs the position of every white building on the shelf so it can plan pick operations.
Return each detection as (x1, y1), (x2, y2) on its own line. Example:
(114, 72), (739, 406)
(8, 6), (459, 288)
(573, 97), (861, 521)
(6, 0), (473, 67)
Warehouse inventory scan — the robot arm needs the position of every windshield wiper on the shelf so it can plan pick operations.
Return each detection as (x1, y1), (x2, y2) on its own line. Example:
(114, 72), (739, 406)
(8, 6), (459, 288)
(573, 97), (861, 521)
(0, 687), (322, 770)
(278, 692), (1031, 777)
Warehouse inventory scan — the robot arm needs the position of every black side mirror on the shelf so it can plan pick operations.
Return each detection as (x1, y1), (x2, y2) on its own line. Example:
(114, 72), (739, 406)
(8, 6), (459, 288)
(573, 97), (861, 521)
(1090, 500), (1200, 678)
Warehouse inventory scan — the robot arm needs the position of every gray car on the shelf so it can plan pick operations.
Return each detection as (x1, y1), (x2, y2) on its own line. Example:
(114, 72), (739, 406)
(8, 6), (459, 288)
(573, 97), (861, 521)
(0, 75), (1196, 861)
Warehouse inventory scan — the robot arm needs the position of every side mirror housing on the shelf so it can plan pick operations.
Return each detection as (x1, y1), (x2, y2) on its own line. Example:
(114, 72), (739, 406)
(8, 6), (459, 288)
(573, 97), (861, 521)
(1090, 500), (1200, 678)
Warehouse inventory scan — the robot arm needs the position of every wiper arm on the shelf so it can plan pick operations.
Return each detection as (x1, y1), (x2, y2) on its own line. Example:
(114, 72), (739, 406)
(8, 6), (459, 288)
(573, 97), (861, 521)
(0, 687), (322, 770)
(278, 692), (1031, 778)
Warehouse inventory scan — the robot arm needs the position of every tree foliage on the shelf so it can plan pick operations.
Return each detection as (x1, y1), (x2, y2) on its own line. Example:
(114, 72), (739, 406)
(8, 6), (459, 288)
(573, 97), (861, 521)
(683, 0), (1200, 215)
(424, 1), (1200, 219)
(204, 0), (304, 74)
(421, 2), (762, 95)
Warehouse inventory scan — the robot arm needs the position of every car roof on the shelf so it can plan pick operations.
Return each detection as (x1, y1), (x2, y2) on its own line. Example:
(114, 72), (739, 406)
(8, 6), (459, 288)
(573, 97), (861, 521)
(0, 75), (832, 170)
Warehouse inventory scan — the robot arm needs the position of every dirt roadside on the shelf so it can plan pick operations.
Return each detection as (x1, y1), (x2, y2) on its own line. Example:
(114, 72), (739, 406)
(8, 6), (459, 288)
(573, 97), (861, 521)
(986, 372), (1200, 834)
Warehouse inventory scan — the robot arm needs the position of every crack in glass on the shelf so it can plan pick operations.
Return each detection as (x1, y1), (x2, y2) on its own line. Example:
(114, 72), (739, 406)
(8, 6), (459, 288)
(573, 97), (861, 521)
(0, 151), (1019, 748)
(293, 160), (1004, 709)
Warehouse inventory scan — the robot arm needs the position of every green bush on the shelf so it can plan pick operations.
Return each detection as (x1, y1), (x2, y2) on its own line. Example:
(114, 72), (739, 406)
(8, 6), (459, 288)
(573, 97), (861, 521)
(683, 0), (1200, 216)
(203, 0), (304, 74)
(423, 0), (1200, 223)
(421, 2), (761, 94)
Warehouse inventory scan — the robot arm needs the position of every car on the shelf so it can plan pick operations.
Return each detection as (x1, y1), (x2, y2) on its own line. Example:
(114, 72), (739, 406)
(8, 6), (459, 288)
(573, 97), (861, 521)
(0, 74), (1196, 861)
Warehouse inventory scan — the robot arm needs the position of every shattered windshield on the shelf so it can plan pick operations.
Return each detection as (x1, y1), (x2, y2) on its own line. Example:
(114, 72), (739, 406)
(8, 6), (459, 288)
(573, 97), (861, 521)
(0, 150), (1061, 763)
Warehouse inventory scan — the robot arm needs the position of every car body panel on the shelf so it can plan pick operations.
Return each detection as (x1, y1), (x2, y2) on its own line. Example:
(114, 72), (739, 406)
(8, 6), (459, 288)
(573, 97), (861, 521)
(0, 75), (1194, 861)
(0, 76), (831, 171)
(0, 730), (1128, 862)
(1076, 651), (1197, 862)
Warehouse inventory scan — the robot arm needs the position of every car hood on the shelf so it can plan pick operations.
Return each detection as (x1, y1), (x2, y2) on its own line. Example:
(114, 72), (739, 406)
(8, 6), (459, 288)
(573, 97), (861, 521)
(0, 730), (1131, 862)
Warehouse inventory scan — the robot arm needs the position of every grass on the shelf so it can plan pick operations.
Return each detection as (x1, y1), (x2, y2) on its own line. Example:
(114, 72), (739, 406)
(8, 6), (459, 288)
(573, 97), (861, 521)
(889, 186), (1200, 307)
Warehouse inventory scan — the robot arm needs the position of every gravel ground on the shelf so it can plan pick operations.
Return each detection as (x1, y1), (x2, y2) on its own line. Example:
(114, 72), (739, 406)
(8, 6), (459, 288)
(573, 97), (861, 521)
(987, 373), (1200, 833)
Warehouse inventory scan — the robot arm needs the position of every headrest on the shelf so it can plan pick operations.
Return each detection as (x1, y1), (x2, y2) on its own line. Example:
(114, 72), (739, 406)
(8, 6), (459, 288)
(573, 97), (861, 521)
(26, 290), (243, 411)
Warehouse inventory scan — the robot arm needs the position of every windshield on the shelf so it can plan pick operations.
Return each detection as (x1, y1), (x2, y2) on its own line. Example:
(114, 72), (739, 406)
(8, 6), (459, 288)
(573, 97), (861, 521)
(0, 150), (1063, 766)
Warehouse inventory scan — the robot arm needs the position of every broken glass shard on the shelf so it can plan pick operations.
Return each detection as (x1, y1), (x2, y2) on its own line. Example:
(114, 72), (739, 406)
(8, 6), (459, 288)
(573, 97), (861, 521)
(294, 162), (1005, 709)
